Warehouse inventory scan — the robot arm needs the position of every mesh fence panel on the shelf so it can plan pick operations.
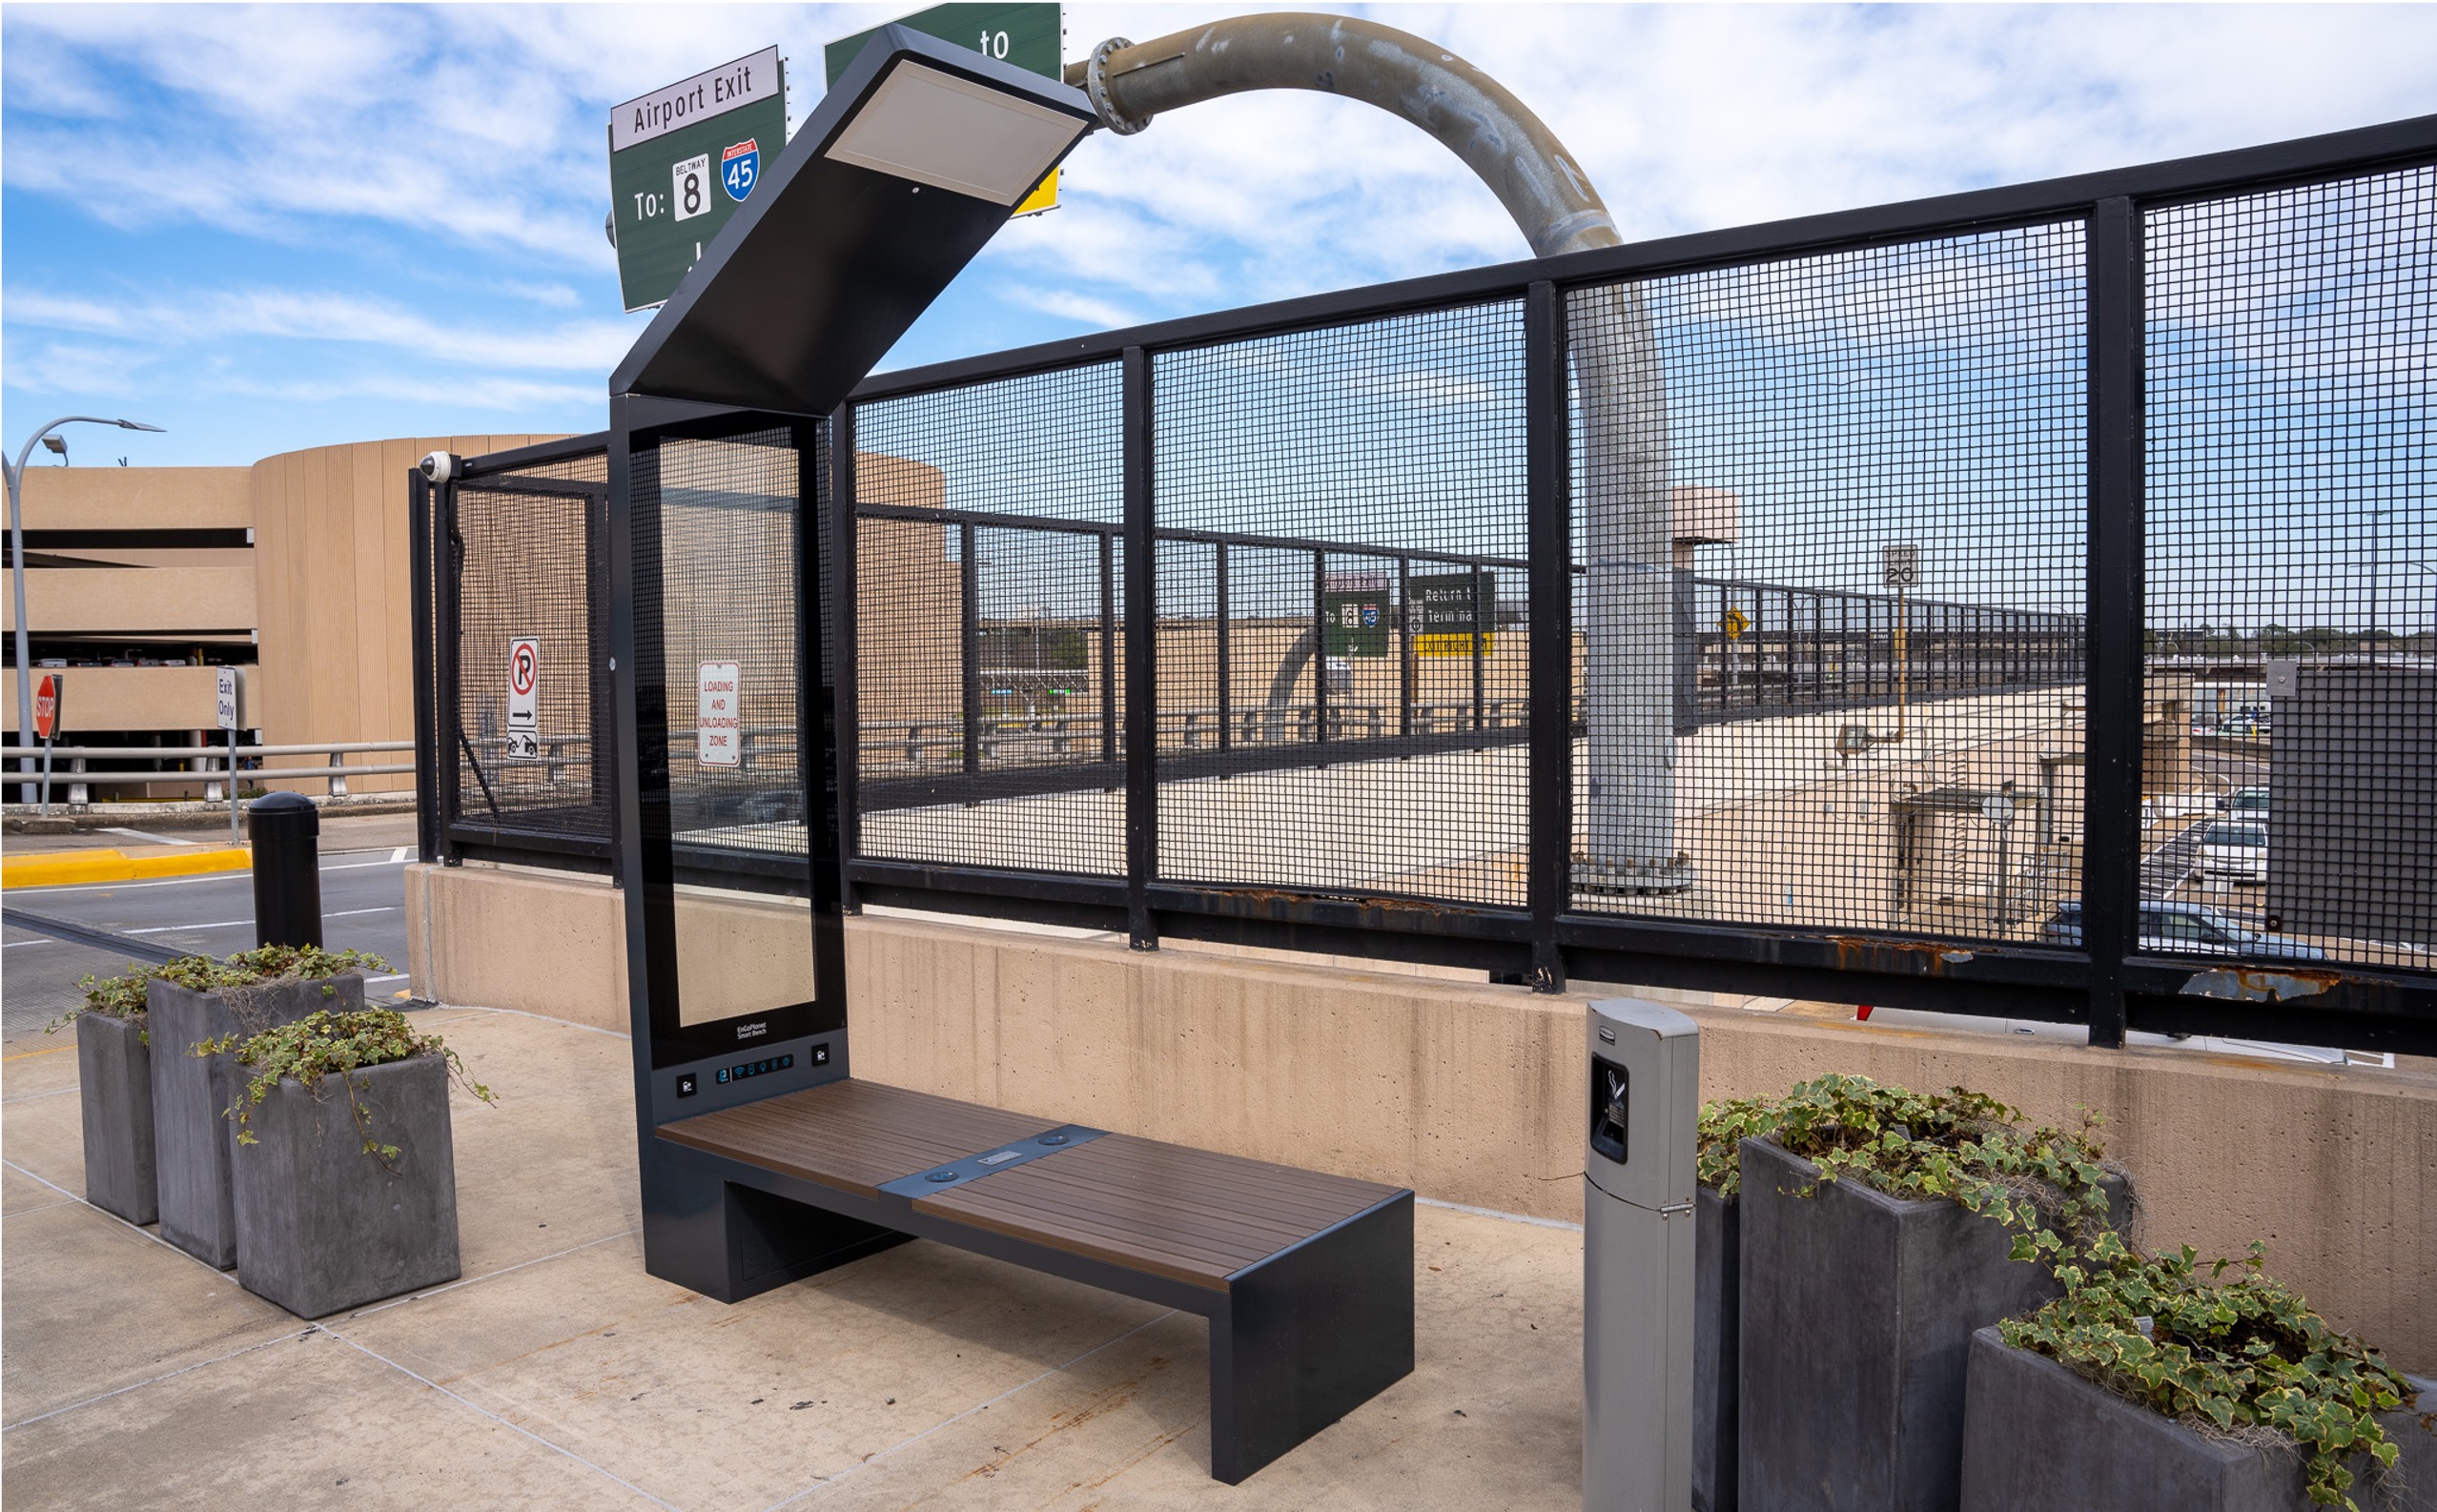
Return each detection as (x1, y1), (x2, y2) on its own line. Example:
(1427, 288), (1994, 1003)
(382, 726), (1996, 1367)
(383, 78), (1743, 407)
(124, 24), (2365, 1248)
(2145, 166), (2436, 970)
(1568, 224), (2090, 940)
(649, 428), (808, 866)
(1153, 300), (1531, 906)
(850, 362), (1127, 875)
(449, 448), (611, 842)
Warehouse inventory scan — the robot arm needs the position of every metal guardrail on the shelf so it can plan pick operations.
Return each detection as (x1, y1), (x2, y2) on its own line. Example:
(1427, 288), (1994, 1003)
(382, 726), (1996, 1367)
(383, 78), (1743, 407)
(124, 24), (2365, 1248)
(2, 741), (413, 804)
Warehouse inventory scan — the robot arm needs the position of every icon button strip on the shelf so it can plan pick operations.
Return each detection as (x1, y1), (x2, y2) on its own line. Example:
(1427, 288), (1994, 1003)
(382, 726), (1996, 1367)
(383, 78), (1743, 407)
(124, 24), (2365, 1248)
(876, 1125), (1108, 1198)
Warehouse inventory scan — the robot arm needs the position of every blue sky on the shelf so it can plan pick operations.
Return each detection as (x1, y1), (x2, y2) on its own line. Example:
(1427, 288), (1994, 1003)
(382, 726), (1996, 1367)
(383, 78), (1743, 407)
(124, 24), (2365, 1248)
(5, 3), (2436, 467)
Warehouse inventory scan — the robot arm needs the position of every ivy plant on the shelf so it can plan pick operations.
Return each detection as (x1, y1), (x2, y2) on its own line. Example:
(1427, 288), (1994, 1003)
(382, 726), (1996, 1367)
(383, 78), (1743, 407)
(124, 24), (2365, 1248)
(2003, 1236), (2422, 1509)
(1694, 1073), (2122, 1254)
(45, 965), (158, 1041)
(154, 945), (390, 994)
(196, 1007), (493, 1165)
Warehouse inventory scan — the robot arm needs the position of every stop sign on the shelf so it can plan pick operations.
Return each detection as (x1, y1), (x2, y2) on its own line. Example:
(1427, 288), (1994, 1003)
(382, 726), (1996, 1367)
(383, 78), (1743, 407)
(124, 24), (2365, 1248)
(32, 673), (62, 741)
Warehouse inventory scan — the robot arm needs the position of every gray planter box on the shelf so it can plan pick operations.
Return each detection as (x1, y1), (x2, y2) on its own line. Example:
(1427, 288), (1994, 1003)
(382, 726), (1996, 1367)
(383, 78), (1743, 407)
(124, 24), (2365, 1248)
(75, 1012), (157, 1225)
(1735, 1135), (2130, 1512)
(1696, 1184), (1739, 1512)
(230, 1052), (461, 1318)
(1961, 1327), (2436, 1512)
(148, 972), (364, 1268)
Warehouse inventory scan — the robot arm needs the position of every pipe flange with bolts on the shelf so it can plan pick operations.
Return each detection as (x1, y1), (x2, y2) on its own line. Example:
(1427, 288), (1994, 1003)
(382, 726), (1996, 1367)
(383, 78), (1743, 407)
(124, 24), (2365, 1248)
(1084, 37), (1151, 134)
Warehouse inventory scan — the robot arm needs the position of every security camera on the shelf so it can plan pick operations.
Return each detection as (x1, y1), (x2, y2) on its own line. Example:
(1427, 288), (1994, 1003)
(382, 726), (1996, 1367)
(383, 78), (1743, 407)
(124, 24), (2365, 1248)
(420, 451), (458, 484)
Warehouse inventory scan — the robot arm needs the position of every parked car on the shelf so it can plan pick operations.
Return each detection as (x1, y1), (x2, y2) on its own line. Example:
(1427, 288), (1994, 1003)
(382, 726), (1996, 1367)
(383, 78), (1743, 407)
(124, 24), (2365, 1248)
(2196, 821), (2268, 884)
(2039, 901), (2326, 961)
(2220, 786), (2271, 823)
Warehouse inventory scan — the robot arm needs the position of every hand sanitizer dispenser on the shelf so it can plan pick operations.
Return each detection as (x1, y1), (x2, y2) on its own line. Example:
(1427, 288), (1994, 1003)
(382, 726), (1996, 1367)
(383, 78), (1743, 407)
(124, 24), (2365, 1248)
(1585, 997), (1700, 1512)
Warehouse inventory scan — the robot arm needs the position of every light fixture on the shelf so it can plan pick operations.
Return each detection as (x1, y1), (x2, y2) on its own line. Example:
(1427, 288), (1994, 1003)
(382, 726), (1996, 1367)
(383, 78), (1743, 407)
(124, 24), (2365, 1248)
(824, 61), (1085, 206)
(612, 26), (1097, 413)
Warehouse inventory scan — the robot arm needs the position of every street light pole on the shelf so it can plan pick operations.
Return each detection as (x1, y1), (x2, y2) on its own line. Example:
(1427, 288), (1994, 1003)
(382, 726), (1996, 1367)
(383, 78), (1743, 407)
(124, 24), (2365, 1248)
(6, 416), (166, 801)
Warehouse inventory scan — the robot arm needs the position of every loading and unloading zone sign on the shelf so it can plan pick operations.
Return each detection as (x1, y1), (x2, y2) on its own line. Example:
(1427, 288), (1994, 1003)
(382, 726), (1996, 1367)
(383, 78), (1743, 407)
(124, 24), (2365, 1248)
(698, 662), (743, 766)
(507, 639), (542, 759)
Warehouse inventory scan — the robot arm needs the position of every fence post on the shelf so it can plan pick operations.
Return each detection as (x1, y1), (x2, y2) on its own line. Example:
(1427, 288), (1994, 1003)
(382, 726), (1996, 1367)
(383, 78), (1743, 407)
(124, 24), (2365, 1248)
(1099, 532), (1118, 766)
(409, 471), (440, 864)
(1526, 279), (1572, 992)
(829, 404), (862, 909)
(960, 521), (981, 775)
(1215, 541), (1233, 753)
(2084, 195), (2145, 1050)
(1122, 346), (1158, 950)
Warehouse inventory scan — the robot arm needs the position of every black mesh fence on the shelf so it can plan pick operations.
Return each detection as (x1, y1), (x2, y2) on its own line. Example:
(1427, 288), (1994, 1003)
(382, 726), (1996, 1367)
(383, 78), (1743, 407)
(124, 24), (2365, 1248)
(433, 121), (2435, 1045)
(2144, 165), (2435, 971)
(645, 427), (809, 876)
(1150, 301), (1533, 906)
(445, 448), (612, 848)
(1567, 224), (2091, 941)
(849, 361), (1127, 876)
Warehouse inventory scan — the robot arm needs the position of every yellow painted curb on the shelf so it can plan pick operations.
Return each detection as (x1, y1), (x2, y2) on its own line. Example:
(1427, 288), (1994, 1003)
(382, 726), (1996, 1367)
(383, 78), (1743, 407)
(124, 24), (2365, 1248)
(1, 846), (252, 889)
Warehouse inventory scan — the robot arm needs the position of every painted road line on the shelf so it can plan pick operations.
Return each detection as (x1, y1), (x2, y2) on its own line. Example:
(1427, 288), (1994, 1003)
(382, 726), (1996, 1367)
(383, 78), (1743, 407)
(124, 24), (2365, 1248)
(390, 848), (410, 863)
(99, 828), (199, 848)
(1, 847), (251, 890)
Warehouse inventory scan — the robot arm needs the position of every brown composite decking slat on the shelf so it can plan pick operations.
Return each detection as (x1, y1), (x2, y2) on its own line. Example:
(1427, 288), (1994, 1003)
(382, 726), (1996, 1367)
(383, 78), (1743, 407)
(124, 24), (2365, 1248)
(915, 1133), (1404, 1293)
(657, 1080), (1061, 1199)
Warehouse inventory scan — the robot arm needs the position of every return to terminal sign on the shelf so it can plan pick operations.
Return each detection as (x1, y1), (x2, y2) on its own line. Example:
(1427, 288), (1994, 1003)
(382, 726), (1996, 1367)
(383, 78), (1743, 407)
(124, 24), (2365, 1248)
(608, 48), (788, 312)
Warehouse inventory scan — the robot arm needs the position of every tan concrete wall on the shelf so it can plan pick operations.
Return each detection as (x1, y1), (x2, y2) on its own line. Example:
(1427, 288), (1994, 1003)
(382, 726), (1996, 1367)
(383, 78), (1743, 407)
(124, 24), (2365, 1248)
(251, 435), (565, 793)
(16, 465), (251, 531)
(1, 664), (225, 734)
(408, 859), (2437, 1367)
(5, 565), (255, 635)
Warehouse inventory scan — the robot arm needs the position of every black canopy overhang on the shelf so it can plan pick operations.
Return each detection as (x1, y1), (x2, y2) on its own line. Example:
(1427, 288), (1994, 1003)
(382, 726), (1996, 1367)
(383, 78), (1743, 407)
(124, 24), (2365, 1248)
(609, 26), (1097, 415)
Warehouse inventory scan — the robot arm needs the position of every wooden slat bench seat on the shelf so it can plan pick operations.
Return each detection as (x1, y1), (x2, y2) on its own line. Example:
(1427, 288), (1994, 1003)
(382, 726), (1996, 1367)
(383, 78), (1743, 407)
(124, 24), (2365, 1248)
(656, 1076), (1413, 1483)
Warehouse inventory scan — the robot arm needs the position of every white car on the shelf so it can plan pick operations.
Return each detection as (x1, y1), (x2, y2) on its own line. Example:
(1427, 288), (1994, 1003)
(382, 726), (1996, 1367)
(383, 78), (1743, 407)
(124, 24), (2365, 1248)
(2222, 787), (2271, 824)
(2197, 821), (2268, 884)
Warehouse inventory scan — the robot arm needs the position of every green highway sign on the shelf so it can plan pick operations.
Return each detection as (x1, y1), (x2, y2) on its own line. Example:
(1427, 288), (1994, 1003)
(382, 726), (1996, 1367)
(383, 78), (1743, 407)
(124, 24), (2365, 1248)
(608, 48), (788, 313)
(826, 3), (1061, 87)
(1411, 571), (1497, 657)
(1322, 573), (1392, 660)
(826, 4), (1065, 215)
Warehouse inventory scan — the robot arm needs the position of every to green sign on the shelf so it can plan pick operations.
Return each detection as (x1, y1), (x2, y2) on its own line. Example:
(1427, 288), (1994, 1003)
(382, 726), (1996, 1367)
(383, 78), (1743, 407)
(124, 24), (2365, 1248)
(608, 48), (788, 313)
(1322, 573), (1392, 659)
(825, 3), (1062, 87)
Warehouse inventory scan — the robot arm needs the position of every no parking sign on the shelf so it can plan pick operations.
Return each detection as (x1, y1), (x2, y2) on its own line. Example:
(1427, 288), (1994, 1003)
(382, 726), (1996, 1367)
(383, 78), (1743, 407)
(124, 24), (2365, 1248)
(507, 638), (541, 759)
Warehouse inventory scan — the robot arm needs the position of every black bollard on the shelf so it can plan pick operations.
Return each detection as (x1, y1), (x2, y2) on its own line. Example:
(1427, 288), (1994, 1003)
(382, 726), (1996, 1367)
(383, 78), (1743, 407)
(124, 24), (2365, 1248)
(248, 791), (323, 949)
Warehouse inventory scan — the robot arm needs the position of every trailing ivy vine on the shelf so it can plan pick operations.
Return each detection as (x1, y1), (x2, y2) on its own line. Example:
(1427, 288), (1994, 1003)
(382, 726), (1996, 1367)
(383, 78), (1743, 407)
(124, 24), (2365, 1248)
(2003, 1237), (2422, 1509)
(46, 965), (157, 1041)
(196, 1006), (493, 1165)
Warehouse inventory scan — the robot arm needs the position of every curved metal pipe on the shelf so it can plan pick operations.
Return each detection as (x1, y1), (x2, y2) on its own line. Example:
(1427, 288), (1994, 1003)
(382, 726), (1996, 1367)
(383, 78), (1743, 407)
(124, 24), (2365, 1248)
(1067, 14), (1620, 257)
(1074, 13), (1690, 891)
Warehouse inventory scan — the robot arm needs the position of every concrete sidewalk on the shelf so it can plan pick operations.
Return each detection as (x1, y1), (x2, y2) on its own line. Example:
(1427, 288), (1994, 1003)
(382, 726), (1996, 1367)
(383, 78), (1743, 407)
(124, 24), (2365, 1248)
(0, 1007), (1585, 1510)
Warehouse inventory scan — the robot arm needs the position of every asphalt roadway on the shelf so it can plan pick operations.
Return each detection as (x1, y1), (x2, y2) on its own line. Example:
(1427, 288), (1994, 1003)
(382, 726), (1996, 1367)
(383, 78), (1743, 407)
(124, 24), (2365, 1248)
(1, 817), (419, 1042)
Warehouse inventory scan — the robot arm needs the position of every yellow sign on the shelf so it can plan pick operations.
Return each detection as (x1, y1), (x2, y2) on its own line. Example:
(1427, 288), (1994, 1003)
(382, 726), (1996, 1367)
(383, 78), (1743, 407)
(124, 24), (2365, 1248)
(1013, 167), (1059, 217)
(1415, 633), (1495, 658)
(1720, 607), (1751, 641)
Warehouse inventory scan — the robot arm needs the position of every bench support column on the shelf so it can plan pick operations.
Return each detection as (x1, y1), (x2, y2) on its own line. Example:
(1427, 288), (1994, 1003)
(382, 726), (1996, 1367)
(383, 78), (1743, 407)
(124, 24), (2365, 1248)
(642, 1144), (911, 1303)
(1209, 1192), (1415, 1484)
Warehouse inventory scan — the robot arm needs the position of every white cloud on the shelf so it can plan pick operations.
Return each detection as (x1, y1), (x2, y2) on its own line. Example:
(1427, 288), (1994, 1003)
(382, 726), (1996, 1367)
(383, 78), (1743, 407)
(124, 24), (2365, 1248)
(8, 286), (634, 373)
(1000, 283), (1142, 330)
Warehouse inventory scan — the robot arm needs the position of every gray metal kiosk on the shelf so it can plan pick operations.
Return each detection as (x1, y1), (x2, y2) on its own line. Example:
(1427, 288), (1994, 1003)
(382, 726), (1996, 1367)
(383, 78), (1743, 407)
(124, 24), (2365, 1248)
(1585, 998), (1700, 1512)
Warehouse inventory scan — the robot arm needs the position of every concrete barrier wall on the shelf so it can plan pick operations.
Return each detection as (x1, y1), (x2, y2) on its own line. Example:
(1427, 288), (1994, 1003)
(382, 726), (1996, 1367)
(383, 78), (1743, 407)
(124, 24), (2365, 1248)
(406, 860), (2436, 1366)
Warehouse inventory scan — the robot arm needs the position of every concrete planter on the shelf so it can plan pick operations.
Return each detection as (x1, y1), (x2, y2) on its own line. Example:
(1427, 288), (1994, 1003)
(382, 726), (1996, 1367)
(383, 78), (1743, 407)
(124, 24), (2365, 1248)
(75, 1012), (157, 1225)
(1695, 1185), (1740, 1512)
(1960, 1328), (2436, 1512)
(148, 972), (365, 1268)
(1735, 1135), (2128, 1512)
(230, 1052), (462, 1318)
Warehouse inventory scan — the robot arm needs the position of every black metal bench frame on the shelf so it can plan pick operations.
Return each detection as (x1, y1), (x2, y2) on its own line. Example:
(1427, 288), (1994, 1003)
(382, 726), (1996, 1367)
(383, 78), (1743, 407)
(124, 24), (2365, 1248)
(640, 1095), (1415, 1484)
